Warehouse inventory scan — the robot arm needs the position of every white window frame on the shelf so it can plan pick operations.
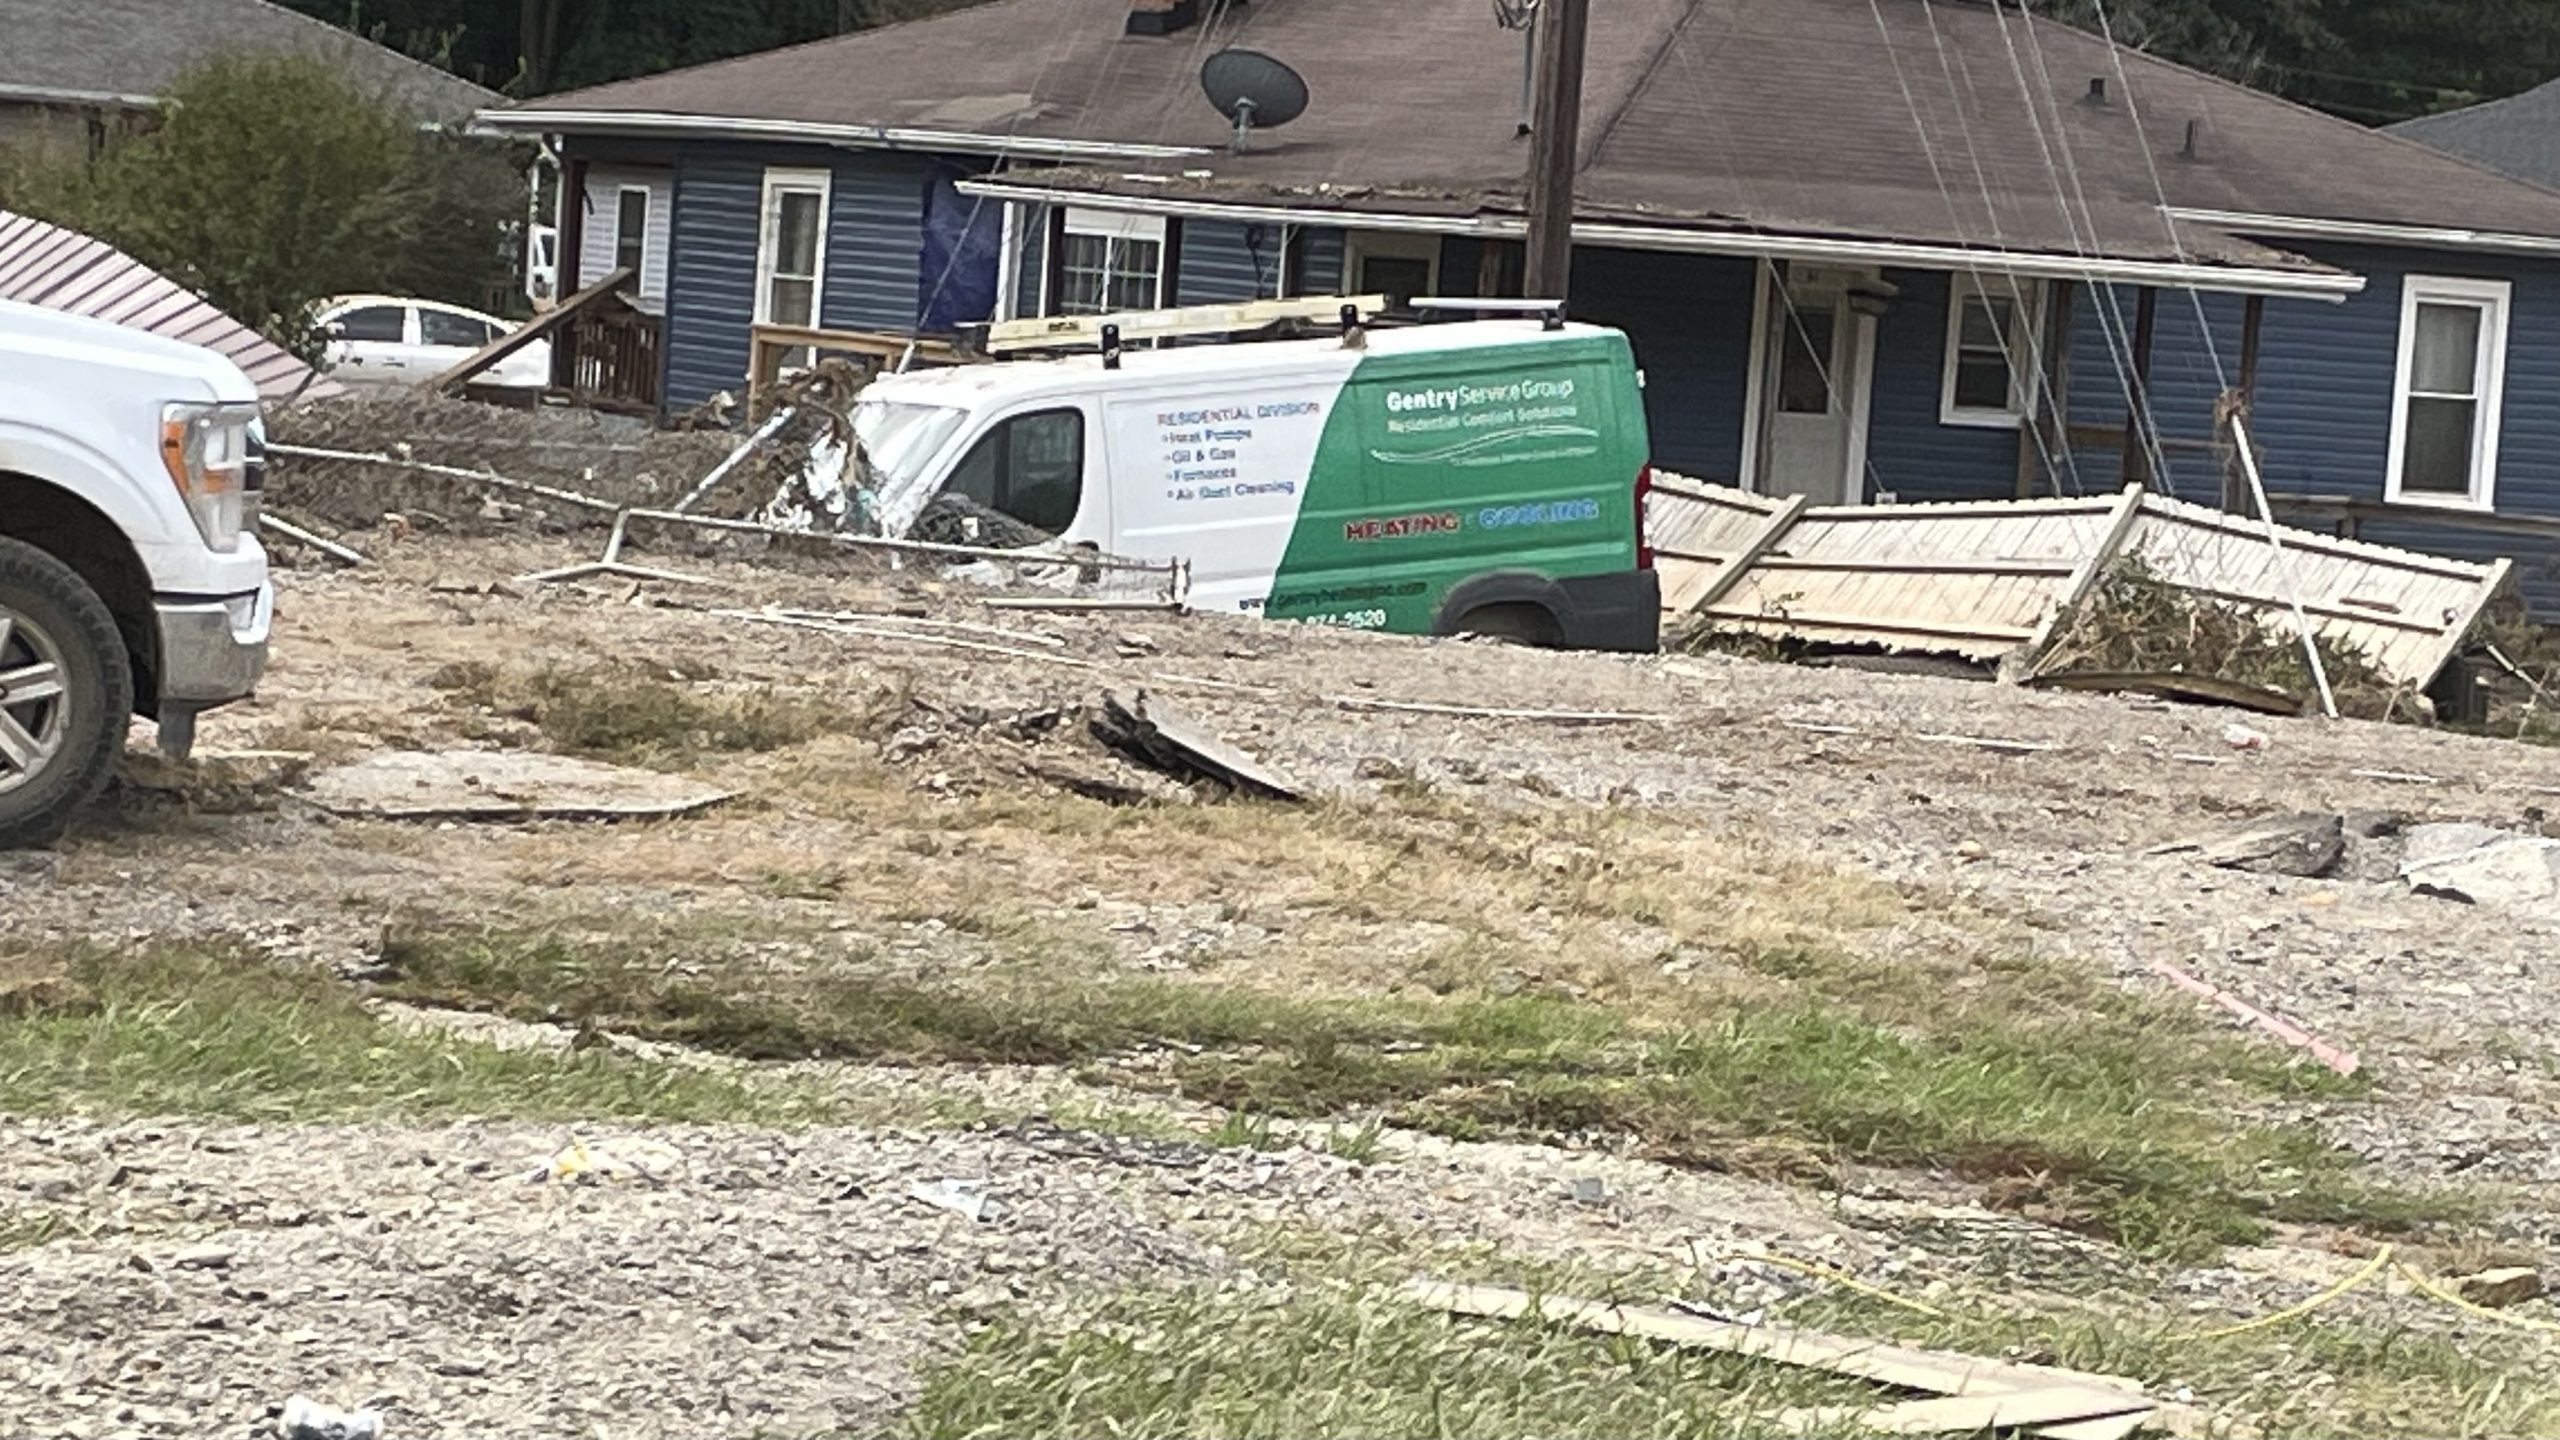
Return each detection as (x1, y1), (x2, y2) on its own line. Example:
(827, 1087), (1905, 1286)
(1044, 208), (1166, 317)
(753, 166), (832, 329)
(1939, 274), (2045, 429)
(1345, 230), (1442, 303)
(2385, 274), (2510, 513)
(612, 184), (651, 282)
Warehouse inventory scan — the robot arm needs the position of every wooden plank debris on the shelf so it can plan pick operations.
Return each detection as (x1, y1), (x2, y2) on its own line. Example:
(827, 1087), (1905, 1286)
(1404, 1282), (2154, 1440)
(2147, 958), (2359, 1075)
(1781, 1389), (2155, 1438)
(430, 265), (633, 393)
(1094, 690), (1302, 801)
(2029, 670), (2301, 716)
(1326, 695), (1667, 725)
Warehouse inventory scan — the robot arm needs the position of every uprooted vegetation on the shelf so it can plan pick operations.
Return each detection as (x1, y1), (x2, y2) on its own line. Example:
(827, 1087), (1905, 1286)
(361, 763), (2448, 1260)
(2032, 556), (2416, 718)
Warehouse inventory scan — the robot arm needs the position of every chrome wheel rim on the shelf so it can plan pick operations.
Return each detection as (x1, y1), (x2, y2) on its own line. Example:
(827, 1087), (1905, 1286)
(0, 607), (68, 798)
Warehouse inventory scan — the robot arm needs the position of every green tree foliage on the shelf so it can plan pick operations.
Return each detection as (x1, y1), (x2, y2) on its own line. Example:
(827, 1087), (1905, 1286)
(0, 52), (523, 357)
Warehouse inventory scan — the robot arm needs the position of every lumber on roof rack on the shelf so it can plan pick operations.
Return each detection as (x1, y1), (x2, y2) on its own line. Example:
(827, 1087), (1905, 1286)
(985, 293), (1388, 354)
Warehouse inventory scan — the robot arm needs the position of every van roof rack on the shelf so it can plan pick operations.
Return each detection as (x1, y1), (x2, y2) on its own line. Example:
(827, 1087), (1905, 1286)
(1409, 297), (1568, 330)
(984, 293), (1390, 358)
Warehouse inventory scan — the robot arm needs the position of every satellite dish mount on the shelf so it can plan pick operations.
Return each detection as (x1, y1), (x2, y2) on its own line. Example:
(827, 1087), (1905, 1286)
(1201, 49), (1310, 154)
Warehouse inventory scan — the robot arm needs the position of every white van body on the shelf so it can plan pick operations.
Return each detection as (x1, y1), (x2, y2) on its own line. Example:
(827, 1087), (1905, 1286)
(853, 319), (1658, 649)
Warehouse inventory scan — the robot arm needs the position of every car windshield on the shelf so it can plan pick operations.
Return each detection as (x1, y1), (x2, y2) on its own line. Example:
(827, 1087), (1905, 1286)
(854, 398), (969, 535)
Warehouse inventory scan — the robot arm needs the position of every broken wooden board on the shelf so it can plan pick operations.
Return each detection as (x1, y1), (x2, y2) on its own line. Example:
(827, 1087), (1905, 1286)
(2029, 670), (2303, 717)
(1403, 1281), (2153, 1440)
(1781, 1390), (2154, 1438)
(304, 751), (734, 822)
(1094, 691), (1302, 801)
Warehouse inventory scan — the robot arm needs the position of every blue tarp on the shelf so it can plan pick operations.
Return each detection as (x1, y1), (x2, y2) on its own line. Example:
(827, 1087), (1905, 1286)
(918, 167), (1001, 332)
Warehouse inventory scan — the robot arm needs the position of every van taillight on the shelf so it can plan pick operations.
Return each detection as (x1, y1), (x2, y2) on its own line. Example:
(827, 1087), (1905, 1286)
(1633, 462), (1656, 571)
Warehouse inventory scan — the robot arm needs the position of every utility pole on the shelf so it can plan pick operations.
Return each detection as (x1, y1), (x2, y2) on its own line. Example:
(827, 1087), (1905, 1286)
(1522, 0), (1589, 302)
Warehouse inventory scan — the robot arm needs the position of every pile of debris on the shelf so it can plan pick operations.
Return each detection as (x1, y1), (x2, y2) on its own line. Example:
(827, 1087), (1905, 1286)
(873, 688), (1303, 807)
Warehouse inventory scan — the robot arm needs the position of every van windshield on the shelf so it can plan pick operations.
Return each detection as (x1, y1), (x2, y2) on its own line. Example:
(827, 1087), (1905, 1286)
(854, 398), (968, 535)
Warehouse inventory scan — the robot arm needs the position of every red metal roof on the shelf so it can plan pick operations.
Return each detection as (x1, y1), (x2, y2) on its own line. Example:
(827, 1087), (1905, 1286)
(0, 210), (339, 404)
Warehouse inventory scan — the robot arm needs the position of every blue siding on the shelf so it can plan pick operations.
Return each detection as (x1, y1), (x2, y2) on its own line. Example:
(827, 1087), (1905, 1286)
(823, 152), (938, 333)
(661, 143), (942, 414)
(1296, 227), (1345, 294)
(2245, 242), (2560, 613)
(1174, 220), (1291, 304)
(1572, 247), (1752, 482)
(663, 145), (766, 414)
(2061, 284), (2243, 497)
(1865, 268), (2028, 502)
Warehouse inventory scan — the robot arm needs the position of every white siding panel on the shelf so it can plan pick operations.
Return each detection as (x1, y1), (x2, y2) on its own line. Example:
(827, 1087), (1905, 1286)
(582, 165), (674, 306)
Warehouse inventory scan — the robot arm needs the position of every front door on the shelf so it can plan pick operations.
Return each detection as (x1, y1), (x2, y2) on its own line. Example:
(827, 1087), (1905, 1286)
(1757, 264), (1873, 505)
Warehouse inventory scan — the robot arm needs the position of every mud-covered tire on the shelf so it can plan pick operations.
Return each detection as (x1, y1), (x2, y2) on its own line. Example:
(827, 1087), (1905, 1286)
(0, 535), (131, 849)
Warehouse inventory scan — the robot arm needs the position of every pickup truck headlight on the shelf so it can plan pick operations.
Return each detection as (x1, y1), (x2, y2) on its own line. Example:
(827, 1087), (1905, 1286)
(159, 402), (261, 552)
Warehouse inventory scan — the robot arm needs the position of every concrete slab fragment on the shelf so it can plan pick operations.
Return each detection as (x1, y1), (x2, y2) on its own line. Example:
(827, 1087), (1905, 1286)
(306, 751), (734, 822)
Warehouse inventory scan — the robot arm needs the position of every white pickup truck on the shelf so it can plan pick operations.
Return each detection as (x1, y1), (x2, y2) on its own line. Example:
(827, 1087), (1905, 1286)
(0, 300), (274, 846)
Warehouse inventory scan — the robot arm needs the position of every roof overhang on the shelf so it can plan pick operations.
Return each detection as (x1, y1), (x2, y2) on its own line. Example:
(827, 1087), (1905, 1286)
(474, 107), (1210, 163)
(2170, 208), (2560, 259)
(966, 179), (2367, 299)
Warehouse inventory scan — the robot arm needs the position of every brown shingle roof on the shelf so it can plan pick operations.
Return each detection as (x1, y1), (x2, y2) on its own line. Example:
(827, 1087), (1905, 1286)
(493, 0), (2560, 259)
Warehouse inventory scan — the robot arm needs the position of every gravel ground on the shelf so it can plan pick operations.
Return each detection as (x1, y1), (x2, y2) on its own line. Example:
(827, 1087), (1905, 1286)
(4, 530), (2559, 1432)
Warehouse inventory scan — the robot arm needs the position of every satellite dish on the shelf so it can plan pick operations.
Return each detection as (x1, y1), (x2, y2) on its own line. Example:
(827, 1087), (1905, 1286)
(1201, 49), (1309, 152)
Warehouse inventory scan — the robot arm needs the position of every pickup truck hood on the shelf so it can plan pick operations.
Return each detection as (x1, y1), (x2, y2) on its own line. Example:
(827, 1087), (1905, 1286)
(0, 297), (258, 403)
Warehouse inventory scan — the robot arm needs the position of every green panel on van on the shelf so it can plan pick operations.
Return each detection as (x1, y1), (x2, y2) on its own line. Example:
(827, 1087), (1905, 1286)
(1264, 330), (1648, 637)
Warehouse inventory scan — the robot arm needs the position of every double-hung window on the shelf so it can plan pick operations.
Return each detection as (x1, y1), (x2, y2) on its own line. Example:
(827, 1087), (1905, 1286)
(1051, 209), (1164, 316)
(755, 168), (830, 332)
(1941, 275), (2043, 427)
(2387, 275), (2509, 510)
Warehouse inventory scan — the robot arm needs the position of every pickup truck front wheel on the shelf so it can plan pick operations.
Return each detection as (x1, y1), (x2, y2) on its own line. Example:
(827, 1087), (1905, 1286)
(0, 536), (132, 849)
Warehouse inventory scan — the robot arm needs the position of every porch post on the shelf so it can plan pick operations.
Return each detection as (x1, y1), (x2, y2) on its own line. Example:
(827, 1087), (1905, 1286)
(2018, 278), (2075, 499)
(2226, 294), (2267, 513)
(558, 154), (586, 298)
(2119, 285), (2157, 488)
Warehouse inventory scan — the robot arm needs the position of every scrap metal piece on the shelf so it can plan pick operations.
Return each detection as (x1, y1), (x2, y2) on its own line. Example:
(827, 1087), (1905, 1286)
(1094, 690), (1302, 801)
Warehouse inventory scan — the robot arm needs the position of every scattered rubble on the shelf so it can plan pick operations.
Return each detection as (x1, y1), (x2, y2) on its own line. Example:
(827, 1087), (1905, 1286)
(2455, 1267), (2547, 1309)
(303, 751), (736, 822)
(2191, 813), (2346, 878)
(1093, 691), (1305, 801)
(2402, 824), (2560, 909)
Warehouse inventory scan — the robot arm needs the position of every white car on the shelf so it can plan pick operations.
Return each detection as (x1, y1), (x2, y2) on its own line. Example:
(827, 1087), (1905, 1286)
(315, 296), (551, 391)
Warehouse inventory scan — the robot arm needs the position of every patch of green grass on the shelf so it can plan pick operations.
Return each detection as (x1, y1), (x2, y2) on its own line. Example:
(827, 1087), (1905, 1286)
(0, 1208), (63, 1252)
(903, 1276), (1881, 1440)
(904, 1233), (2560, 1440)
(378, 923), (2448, 1258)
(0, 944), (831, 1124)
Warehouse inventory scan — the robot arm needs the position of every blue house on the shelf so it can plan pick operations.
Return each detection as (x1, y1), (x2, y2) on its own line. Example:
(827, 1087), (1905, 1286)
(481, 0), (2560, 611)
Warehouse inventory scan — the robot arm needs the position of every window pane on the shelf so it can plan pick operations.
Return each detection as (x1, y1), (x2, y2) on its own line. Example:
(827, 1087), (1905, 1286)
(2410, 302), (2482, 395)
(2401, 395), (2478, 495)
(768, 276), (815, 328)
(616, 191), (648, 276)
(775, 191), (823, 276)
(1361, 255), (1434, 312)
(1778, 306), (1834, 415)
(1108, 237), (1161, 311)
(947, 430), (1004, 508)
(1057, 233), (1113, 315)
(418, 309), (491, 348)
(333, 306), (404, 342)
(1960, 295), (2013, 353)
(1003, 410), (1085, 532)
(1953, 353), (2014, 412)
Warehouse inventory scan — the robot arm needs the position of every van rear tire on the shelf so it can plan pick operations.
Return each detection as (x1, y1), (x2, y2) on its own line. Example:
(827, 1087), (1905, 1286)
(0, 536), (132, 850)
(1453, 602), (1565, 648)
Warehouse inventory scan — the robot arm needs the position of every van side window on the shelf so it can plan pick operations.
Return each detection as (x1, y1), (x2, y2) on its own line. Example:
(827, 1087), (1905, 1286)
(946, 408), (1085, 533)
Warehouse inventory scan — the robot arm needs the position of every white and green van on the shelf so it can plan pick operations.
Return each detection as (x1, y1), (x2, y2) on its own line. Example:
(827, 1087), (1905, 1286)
(852, 316), (1662, 652)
